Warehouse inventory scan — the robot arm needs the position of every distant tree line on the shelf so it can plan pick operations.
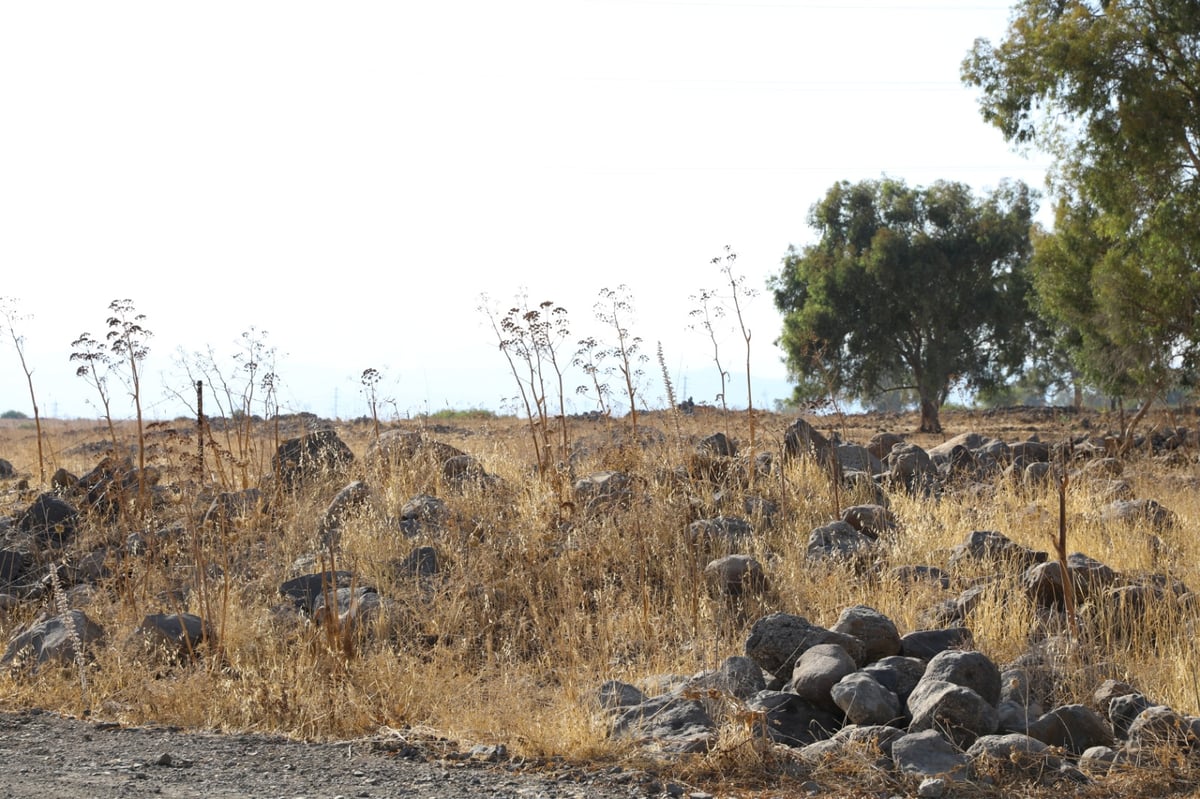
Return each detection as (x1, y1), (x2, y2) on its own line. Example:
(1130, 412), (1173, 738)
(773, 0), (1200, 436)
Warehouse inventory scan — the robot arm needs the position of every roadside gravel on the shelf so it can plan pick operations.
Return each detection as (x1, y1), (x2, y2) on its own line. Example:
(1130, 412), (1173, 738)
(0, 710), (700, 799)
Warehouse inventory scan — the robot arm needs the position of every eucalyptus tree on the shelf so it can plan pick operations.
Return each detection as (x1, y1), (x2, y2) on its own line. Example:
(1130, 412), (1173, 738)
(772, 178), (1039, 433)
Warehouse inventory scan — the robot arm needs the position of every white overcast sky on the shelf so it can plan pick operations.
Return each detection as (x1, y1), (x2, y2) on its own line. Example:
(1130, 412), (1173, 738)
(0, 0), (1049, 421)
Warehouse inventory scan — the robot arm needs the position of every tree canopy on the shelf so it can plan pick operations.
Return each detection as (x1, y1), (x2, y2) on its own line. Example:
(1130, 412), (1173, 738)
(772, 178), (1038, 433)
(963, 0), (1200, 408)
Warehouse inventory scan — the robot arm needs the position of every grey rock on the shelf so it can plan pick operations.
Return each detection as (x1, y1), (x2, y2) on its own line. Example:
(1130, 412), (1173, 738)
(1024, 704), (1113, 755)
(608, 693), (715, 753)
(899, 627), (973, 660)
(947, 530), (1046, 572)
(688, 517), (753, 553)
(907, 680), (998, 747)
(1101, 498), (1177, 529)
(747, 690), (841, 747)
(273, 429), (354, 488)
(573, 471), (631, 513)
(597, 680), (646, 709)
(394, 546), (439, 581)
(201, 488), (265, 530)
(744, 612), (866, 680)
(2, 610), (104, 670)
(16, 494), (78, 548)
(398, 494), (448, 536)
(1127, 705), (1191, 749)
(691, 655), (766, 700)
(863, 656), (927, 706)
(279, 571), (357, 614)
(832, 672), (902, 726)
(888, 565), (951, 589)
(836, 444), (884, 477)
(318, 481), (371, 545)
(1023, 554), (1118, 609)
(922, 649), (1001, 706)
(831, 604), (901, 663)
(885, 443), (936, 491)
(891, 729), (970, 779)
(790, 643), (858, 712)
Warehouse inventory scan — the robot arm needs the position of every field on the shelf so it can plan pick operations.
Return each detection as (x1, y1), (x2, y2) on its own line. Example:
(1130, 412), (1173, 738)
(0, 406), (1198, 796)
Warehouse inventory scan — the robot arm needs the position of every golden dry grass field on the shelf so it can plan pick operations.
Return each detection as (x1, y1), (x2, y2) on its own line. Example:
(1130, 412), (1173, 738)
(0, 406), (1198, 796)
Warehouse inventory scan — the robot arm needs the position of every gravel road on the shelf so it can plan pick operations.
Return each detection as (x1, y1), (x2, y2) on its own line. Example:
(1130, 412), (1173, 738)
(0, 710), (702, 799)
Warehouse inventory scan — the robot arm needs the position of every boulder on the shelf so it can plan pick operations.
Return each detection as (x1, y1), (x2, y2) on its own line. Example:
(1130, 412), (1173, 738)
(1100, 499), (1177, 530)
(573, 471), (631, 513)
(318, 481), (371, 546)
(608, 692), (715, 753)
(280, 571), (357, 614)
(832, 672), (902, 726)
(745, 612), (865, 680)
(687, 516), (753, 553)
(273, 430), (354, 488)
(891, 729), (971, 779)
(907, 680), (998, 747)
(885, 443), (936, 490)
(399, 494), (449, 537)
(1024, 704), (1113, 755)
(2, 610), (104, 671)
(899, 627), (973, 660)
(747, 690), (841, 747)
(863, 656), (927, 707)
(831, 605), (901, 663)
(947, 530), (1046, 572)
(789, 643), (858, 712)
(691, 655), (766, 700)
(16, 494), (78, 548)
(922, 649), (1002, 706)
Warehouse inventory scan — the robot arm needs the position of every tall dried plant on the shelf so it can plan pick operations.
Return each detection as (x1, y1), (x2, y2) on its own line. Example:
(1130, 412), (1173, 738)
(1, 298), (47, 483)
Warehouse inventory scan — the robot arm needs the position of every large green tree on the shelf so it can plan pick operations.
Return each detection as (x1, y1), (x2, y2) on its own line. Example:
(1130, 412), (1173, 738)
(963, 0), (1200, 414)
(772, 178), (1038, 433)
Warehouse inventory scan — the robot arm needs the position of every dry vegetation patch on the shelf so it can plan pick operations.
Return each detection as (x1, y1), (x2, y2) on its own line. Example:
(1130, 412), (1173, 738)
(0, 408), (1198, 797)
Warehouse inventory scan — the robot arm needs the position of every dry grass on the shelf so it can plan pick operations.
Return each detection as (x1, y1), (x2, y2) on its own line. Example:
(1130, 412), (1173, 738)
(0, 407), (1198, 796)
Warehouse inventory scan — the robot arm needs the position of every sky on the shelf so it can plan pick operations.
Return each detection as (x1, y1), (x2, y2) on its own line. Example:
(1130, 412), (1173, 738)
(0, 0), (1051, 421)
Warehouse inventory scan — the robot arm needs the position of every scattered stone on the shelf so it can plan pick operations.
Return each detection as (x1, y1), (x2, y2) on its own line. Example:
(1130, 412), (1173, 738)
(2, 610), (105, 671)
(273, 429), (354, 488)
(16, 494), (78, 548)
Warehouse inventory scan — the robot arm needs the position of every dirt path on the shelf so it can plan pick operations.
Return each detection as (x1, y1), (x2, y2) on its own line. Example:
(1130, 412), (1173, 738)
(0, 710), (677, 799)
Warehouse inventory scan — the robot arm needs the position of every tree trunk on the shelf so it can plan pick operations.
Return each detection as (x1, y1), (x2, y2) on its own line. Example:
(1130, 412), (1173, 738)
(918, 396), (942, 433)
